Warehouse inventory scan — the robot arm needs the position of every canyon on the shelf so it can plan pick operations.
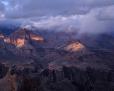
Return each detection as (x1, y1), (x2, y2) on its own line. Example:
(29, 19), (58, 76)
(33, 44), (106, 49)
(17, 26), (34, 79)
(0, 28), (114, 91)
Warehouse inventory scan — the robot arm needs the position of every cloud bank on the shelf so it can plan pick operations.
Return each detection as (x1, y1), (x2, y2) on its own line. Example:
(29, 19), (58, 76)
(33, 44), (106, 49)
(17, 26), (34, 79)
(1, 0), (114, 18)
(0, 0), (114, 34)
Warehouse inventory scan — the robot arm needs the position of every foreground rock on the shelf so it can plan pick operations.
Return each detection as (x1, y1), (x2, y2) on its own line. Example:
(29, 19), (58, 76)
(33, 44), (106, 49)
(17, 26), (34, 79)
(0, 63), (113, 91)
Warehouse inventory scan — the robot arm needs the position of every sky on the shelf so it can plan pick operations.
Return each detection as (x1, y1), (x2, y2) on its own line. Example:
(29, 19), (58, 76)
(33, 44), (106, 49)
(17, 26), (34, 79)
(0, 0), (114, 34)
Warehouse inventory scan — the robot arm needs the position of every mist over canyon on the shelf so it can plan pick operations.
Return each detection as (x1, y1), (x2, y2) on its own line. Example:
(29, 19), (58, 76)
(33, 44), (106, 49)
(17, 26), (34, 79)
(0, 0), (114, 91)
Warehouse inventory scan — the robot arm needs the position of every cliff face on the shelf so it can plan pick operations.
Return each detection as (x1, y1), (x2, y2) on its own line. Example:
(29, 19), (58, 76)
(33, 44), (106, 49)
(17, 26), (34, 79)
(0, 33), (4, 39)
(4, 28), (44, 48)
(0, 29), (114, 91)
(0, 63), (8, 79)
(0, 63), (113, 91)
(0, 28), (45, 58)
(64, 42), (86, 53)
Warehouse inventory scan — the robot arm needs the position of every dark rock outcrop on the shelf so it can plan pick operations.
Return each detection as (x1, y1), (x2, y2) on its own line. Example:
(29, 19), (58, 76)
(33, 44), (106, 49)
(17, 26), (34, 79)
(0, 63), (8, 79)
(6, 64), (114, 91)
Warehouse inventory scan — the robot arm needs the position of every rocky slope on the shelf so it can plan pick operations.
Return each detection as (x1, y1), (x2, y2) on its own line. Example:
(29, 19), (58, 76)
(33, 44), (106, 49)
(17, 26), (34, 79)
(0, 28), (114, 91)
(0, 62), (114, 91)
(0, 28), (45, 59)
(4, 28), (44, 47)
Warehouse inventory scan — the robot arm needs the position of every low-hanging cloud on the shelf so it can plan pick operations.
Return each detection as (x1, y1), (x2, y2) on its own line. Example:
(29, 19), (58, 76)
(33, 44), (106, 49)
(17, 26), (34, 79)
(0, 0), (114, 34)
(21, 7), (114, 34)
(17, 3), (114, 34)
(97, 5), (114, 20)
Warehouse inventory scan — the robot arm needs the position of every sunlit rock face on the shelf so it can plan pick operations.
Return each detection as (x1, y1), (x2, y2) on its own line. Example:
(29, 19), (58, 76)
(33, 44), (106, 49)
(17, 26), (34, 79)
(4, 37), (10, 43)
(4, 37), (25, 48)
(0, 33), (5, 49)
(0, 33), (4, 39)
(15, 38), (25, 47)
(64, 42), (85, 52)
(3, 28), (44, 48)
(11, 28), (44, 42)
(30, 34), (44, 42)
(0, 28), (44, 57)
(0, 33), (4, 41)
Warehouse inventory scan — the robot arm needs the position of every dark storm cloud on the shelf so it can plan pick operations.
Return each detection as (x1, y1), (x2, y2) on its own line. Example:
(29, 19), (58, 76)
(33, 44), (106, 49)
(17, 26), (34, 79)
(21, 8), (114, 34)
(1, 0), (114, 18)
(0, 0), (114, 34)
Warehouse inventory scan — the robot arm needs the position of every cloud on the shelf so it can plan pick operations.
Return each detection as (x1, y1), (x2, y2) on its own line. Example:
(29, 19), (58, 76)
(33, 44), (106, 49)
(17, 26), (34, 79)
(19, 16), (79, 32)
(0, 1), (5, 18)
(79, 8), (114, 34)
(1, 0), (114, 18)
(0, 2), (4, 11)
(21, 15), (80, 31)
(97, 5), (114, 20)
(21, 8), (114, 34)
(0, 0), (114, 34)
